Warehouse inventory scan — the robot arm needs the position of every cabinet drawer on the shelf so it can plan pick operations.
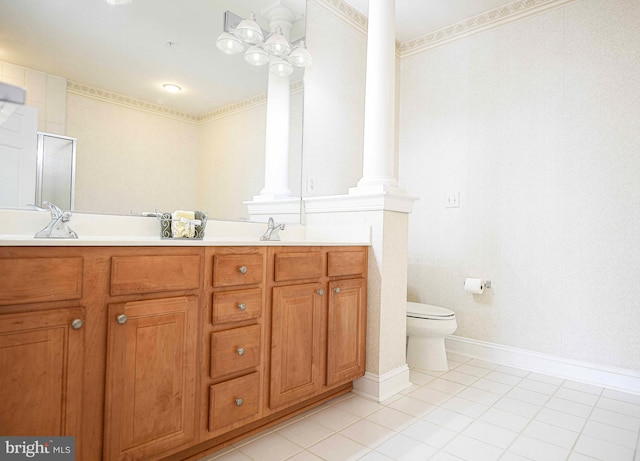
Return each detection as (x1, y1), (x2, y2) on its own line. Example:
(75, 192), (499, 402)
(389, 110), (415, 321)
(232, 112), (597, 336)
(212, 254), (263, 288)
(0, 257), (83, 305)
(274, 252), (323, 282)
(212, 288), (262, 325)
(209, 372), (260, 433)
(327, 250), (366, 277)
(110, 255), (200, 295)
(210, 324), (261, 378)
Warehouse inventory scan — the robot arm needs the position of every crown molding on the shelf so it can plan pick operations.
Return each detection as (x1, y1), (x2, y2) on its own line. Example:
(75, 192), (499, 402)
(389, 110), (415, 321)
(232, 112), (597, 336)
(67, 79), (304, 125)
(399, 0), (581, 57)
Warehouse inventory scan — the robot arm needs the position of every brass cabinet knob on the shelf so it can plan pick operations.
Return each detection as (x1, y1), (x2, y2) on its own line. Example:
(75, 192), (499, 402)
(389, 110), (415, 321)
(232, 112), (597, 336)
(71, 319), (83, 330)
(116, 314), (128, 324)
(238, 266), (248, 274)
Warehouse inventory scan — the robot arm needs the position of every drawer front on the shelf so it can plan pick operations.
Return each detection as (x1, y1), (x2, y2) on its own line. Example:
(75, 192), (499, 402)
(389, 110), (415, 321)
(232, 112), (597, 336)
(110, 255), (200, 295)
(0, 257), (83, 305)
(209, 372), (260, 433)
(327, 250), (366, 277)
(210, 324), (261, 378)
(213, 254), (263, 288)
(274, 252), (323, 282)
(212, 288), (262, 325)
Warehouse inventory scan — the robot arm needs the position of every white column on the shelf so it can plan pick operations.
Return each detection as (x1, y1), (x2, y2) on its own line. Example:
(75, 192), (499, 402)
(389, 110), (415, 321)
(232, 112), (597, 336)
(354, 0), (398, 192)
(260, 73), (292, 199)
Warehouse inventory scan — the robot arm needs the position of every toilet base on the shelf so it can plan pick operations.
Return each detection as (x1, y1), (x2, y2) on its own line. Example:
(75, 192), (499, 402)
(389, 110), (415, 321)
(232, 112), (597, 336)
(406, 336), (449, 372)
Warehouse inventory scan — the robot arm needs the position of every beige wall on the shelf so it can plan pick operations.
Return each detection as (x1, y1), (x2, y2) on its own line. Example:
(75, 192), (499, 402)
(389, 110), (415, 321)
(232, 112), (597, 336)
(66, 94), (199, 215)
(399, 0), (640, 370)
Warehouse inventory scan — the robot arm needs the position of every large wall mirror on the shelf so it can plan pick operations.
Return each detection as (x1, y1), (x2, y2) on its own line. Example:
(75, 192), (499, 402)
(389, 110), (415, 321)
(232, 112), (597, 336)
(0, 0), (306, 222)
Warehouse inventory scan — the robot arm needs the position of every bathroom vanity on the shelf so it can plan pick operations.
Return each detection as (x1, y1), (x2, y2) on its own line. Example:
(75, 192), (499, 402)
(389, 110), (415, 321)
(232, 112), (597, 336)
(0, 240), (368, 461)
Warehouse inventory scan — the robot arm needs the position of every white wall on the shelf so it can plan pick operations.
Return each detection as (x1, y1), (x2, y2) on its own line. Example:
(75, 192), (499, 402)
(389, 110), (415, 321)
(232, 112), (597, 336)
(399, 0), (640, 370)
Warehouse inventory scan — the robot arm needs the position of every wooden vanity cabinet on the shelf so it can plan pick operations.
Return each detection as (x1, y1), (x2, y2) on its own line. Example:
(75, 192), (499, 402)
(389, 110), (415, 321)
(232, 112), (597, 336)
(202, 247), (266, 439)
(103, 249), (202, 461)
(268, 247), (367, 411)
(0, 244), (367, 461)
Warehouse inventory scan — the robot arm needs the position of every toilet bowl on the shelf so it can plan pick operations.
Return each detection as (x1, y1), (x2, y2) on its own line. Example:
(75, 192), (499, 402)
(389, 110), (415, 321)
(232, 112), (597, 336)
(406, 301), (457, 371)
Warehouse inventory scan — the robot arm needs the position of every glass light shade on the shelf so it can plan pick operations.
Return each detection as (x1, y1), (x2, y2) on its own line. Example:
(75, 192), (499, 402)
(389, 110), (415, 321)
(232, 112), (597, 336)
(233, 12), (264, 44)
(163, 84), (181, 93)
(244, 46), (269, 66)
(216, 32), (243, 55)
(289, 41), (312, 67)
(264, 27), (291, 57)
(269, 58), (294, 77)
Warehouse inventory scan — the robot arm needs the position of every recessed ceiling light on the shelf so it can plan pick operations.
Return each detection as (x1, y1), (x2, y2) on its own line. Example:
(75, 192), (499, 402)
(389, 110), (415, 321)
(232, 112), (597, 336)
(105, 0), (133, 5)
(163, 84), (181, 93)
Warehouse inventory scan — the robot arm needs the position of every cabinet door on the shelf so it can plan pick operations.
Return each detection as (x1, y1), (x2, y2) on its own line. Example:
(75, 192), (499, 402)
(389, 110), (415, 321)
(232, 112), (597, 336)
(104, 296), (197, 461)
(270, 284), (324, 410)
(326, 279), (366, 387)
(0, 307), (84, 437)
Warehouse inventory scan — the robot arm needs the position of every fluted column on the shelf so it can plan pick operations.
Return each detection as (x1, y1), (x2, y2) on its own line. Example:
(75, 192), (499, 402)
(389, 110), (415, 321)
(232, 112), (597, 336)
(355, 0), (398, 192)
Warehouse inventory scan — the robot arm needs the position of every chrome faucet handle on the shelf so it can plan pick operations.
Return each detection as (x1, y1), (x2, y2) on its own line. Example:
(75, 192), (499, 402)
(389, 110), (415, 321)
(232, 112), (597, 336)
(43, 201), (63, 219)
(260, 217), (285, 241)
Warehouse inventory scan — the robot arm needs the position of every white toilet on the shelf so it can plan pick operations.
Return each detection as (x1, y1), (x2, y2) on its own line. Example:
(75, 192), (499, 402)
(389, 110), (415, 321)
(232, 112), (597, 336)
(406, 302), (457, 371)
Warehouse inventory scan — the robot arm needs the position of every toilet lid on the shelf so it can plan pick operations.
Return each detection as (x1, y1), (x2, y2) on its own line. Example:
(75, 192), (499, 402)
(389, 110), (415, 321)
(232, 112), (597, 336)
(407, 302), (455, 319)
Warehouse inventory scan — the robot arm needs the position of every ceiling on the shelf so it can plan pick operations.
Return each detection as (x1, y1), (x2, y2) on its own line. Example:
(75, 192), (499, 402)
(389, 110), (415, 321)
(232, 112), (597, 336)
(0, 0), (513, 115)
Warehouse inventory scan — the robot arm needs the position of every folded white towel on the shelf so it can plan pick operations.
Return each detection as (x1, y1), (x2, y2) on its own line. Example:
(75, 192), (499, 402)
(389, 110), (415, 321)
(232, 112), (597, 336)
(171, 210), (196, 238)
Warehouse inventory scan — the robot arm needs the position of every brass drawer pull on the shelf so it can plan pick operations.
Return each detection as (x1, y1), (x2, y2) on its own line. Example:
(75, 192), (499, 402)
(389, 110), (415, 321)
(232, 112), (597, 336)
(238, 266), (248, 274)
(237, 303), (247, 311)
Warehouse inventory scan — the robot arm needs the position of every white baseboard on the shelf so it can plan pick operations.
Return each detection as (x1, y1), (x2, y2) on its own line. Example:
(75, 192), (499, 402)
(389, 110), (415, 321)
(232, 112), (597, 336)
(446, 335), (640, 395)
(353, 364), (412, 402)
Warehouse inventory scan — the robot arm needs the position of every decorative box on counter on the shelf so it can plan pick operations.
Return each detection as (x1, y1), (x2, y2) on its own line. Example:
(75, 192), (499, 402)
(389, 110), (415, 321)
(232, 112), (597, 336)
(157, 210), (207, 239)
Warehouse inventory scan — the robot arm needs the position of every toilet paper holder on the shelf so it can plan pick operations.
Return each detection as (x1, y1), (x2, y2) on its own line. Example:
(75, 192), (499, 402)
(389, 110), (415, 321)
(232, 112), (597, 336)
(464, 278), (492, 294)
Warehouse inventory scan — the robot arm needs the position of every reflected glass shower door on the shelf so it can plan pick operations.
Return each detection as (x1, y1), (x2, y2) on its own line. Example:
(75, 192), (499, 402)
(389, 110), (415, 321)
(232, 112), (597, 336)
(36, 132), (77, 210)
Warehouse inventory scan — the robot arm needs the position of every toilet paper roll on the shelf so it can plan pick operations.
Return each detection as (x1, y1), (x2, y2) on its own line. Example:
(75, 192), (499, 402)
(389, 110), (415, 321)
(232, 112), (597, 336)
(464, 278), (485, 294)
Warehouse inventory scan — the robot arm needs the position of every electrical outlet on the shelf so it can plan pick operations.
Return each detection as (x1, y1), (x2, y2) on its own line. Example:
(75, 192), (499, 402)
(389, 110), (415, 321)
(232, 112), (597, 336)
(446, 192), (460, 208)
(306, 174), (316, 193)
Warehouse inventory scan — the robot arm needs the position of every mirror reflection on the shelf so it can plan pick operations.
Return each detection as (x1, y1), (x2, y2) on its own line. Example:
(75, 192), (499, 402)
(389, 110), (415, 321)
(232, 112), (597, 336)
(0, 0), (306, 221)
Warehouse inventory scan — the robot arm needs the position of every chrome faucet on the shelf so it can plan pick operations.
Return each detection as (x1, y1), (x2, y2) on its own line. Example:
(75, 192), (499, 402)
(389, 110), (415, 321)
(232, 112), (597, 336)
(260, 217), (285, 241)
(34, 201), (78, 239)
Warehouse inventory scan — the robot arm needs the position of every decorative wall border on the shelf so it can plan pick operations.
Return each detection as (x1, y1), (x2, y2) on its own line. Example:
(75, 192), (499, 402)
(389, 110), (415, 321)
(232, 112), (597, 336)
(310, 0), (368, 36)
(315, 0), (581, 57)
(68, 79), (304, 125)
(398, 0), (581, 57)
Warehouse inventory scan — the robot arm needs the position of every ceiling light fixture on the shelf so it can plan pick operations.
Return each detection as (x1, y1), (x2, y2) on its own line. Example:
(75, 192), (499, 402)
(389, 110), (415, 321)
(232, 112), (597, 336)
(163, 84), (181, 93)
(104, 0), (134, 5)
(216, 10), (312, 77)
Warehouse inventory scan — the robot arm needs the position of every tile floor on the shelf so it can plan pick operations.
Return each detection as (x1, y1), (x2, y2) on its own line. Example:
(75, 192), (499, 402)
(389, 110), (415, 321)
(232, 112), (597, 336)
(198, 353), (640, 461)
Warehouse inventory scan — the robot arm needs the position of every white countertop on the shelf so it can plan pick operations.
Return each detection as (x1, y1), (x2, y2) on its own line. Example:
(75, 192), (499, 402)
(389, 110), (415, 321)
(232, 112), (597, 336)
(0, 209), (371, 247)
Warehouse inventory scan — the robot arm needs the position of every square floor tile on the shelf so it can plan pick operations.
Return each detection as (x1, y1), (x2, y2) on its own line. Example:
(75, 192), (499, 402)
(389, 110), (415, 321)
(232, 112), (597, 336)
(535, 408), (587, 432)
(471, 378), (513, 396)
(238, 433), (302, 461)
(210, 449), (253, 460)
(409, 369), (437, 386)
(409, 386), (453, 406)
(401, 419), (457, 448)
(544, 396), (593, 418)
(479, 407), (530, 432)
(493, 396), (542, 419)
(522, 420), (579, 449)
(461, 420), (518, 449)
(339, 419), (395, 449)
(376, 433), (437, 460)
(440, 396), (490, 418)
(441, 370), (480, 386)
(277, 418), (334, 448)
(285, 451), (324, 461)
(306, 405), (362, 431)
(426, 378), (468, 396)
(555, 387), (599, 406)
(590, 407), (640, 432)
(366, 406), (418, 432)
(308, 434), (368, 460)
(443, 434), (504, 461)
(484, 371), (523, 386)
(597, 396), (640, 418)
(509, 435), (570, 461)
(517, 378), (559, 395)
(505, 387), (550, 406)
(423, 407), (474, 432)
(573, 434), (635, 461)
(457, 386), (502, 406)
(455, 364), (491, 378)
(561, 380), (603, 396)
(334, 394), (384, 418)
(582, 419), (638, 449)
(388, 395), (436, 418)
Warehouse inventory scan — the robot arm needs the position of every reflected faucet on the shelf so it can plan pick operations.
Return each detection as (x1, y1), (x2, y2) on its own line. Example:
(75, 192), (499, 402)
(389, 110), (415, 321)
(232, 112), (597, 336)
(34, 201), (78, 239)
(260, 217), (285, 241)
